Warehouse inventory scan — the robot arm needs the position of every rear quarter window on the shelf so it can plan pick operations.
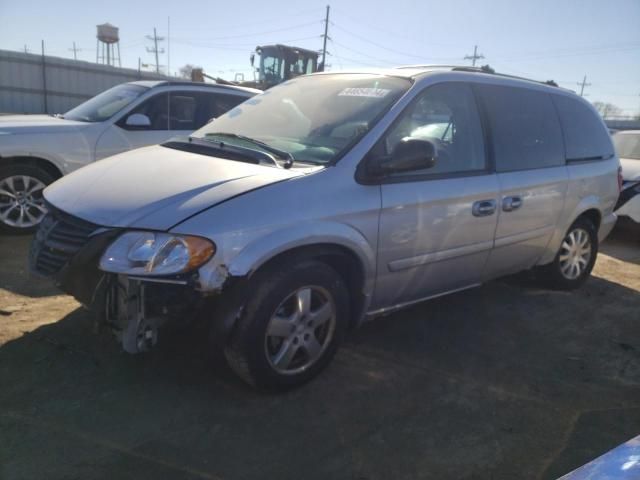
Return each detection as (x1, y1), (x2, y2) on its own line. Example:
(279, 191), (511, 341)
(476, 84), (565, 172)
(551, 94), (614, 161)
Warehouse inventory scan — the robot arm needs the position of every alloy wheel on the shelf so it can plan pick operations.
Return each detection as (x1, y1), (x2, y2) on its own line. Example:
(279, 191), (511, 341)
(558, 228), (592, 280)
(0, 175), (48, 228)
(264, 286), (336, 375)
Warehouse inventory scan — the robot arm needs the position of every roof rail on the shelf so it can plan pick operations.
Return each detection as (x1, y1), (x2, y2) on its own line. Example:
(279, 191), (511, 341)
(451, 65), (561, 88)
(396, 64), (562, 89)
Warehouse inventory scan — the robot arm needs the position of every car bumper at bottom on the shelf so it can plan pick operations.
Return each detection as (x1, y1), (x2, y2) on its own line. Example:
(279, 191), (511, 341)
(29, 208), (213, 354)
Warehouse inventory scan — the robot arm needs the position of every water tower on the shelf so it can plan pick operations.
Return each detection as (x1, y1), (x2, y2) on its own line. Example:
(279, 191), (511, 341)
(96, 23), (121, 67)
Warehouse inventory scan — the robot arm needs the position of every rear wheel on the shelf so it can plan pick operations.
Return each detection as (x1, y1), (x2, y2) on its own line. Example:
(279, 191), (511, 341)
(223, 259), (349, 390)
(0, 165), (53, 234)
(539, 217), (598, 290)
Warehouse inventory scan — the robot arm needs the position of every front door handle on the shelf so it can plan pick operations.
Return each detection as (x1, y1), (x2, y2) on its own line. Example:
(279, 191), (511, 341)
(472, 199), (497, 217)
(502, 196), (523, 212)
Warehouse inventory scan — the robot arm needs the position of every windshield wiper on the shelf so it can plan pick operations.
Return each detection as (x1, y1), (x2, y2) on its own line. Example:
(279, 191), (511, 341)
(163, 136), (281, 168)
(205, 132), (294, 169)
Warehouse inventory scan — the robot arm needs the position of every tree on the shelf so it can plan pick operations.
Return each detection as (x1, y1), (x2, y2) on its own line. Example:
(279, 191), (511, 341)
(591, 101), (622, 119)
(178, 64), (201, 80)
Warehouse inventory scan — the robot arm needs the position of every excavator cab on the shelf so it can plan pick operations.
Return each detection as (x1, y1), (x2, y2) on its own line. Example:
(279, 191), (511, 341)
(251, 44), (320, 89)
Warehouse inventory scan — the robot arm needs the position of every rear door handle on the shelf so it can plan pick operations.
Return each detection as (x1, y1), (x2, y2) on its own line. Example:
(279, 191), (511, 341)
(472, 199), (497, 217)
(502, 196), (523, 212)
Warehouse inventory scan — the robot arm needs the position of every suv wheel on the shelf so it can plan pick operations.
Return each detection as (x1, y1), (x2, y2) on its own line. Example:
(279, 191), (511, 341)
(540, 217), (598, 290)
(0, 165), (53, 234)
(223, 259), (349, 390)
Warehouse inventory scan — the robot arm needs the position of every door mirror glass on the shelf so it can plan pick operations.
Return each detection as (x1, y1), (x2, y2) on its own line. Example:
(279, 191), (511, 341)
(125, 113), (151, 128)
(370, 138), (436, 175)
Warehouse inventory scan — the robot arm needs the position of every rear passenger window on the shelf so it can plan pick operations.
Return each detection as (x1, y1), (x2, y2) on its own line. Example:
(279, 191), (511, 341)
(551, 95), (614, 161)
(168, 91), (248, 131)
(476, 85), (564, 172)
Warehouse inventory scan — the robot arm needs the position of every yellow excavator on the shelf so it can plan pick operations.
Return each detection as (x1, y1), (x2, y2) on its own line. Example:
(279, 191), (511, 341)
(192, 44), (321, 90)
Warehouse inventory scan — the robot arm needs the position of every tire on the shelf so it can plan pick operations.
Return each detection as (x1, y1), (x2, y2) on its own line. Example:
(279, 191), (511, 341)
(0, 164), (54, 234)
(223, 259), (350, 390)
(539, 216), (598, 290)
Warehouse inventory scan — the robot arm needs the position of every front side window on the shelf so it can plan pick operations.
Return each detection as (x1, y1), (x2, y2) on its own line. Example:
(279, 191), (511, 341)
(194, 74), (411, 164)
(168, 92), (198, 131)
(382, 82), (486, 176)
(122, 93), (169, 130)
(613, 132), (640, 160)
(162, 91), (249, 131)
(477, 85), (564, 172)
(64, 84), (147, 122)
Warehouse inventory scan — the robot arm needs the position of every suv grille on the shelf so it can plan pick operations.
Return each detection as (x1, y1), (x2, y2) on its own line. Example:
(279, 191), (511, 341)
(30, 205), (99, 276)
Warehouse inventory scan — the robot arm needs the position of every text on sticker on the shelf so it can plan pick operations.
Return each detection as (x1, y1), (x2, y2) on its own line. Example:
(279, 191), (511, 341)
(338, 88), (391, 98)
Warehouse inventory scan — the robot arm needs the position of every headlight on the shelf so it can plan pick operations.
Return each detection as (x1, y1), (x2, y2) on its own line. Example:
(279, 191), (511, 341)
(100, 231), (215, 276)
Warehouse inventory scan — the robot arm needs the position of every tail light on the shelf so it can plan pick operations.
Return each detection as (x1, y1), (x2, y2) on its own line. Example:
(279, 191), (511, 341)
(618, 166), (624, 192)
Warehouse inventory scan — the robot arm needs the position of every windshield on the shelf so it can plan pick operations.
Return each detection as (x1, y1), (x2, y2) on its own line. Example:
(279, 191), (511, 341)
(64, 84), (148, 122)
(193, 74), (411, 164)
(614, 132), (640, 160)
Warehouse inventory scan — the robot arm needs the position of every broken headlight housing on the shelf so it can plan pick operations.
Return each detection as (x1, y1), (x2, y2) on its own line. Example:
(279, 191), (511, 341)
(99, 231), (215, 276)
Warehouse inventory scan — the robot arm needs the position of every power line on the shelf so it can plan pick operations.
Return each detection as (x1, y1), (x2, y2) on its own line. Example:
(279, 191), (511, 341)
(330, 54), (384, 68)
(172, 20), (321, 42)
(464, 45), (484, 67)
(171, 7), (324, 33)
(330, 7), (465, 48)
(331, 23), (460, 62)
(495, 42), (640, 62)
(330, 40), (401, 66)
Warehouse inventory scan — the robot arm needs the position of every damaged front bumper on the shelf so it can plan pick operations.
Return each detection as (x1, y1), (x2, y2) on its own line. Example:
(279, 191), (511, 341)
(30, 206), (236, 354)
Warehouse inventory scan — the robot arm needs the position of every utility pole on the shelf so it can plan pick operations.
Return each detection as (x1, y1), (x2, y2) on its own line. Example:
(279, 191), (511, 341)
(69, 42), (81, 60)
(577, 74), (591, 97)
(146, 27), (165, 74)
(23, 45), (30, 54)
(464, 45), (484, 67)
(41, 40), (48, 114)
(320, 5), (330, 71)
(167, 17), (171, 77)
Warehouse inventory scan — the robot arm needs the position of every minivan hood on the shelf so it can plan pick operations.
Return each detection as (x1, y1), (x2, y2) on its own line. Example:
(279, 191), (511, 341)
(44, 145), (306, 230)
(0, 114), (90, 134)
(620, 157), (640, 181)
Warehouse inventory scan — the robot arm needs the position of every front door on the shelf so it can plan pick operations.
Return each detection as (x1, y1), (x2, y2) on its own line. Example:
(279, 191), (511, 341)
(95, 92), (172, 160)
(371, 82), (499, 311)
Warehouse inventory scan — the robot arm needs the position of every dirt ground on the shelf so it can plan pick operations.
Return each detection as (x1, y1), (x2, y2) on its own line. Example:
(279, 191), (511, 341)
(1, 223), (639, 480)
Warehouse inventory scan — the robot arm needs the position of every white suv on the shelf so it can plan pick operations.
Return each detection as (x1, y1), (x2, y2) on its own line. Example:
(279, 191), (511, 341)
(0, 81), (259, 233)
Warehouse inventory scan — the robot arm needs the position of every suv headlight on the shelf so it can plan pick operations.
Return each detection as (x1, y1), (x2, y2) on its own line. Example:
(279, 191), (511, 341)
(100, 231), (215, 276)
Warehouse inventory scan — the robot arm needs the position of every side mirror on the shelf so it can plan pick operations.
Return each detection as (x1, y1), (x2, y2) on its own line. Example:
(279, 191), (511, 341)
(206, 117), (216, 124)
(125, 113), (151, 128)
(369, 138), (437, 176)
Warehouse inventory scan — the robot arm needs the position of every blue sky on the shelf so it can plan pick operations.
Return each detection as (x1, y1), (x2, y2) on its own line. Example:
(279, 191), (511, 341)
(1, 0), (639, 115)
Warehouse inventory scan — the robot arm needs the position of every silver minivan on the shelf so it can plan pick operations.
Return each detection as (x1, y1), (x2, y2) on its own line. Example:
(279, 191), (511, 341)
(31, 67), (620, 389)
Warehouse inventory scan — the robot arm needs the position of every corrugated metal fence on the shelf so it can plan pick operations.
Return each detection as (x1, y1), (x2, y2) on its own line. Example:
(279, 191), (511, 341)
(0, 49), (177, 114)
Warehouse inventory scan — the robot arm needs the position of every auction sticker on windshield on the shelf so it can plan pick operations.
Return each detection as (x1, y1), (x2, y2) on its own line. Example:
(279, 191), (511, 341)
(338, 87), (391, 98)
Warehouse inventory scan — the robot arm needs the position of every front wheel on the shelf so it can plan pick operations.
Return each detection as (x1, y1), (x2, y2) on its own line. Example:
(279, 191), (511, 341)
(0, 165), (53, 234)
(222, 259), (350, 390)
(539, 217), (598, 290)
